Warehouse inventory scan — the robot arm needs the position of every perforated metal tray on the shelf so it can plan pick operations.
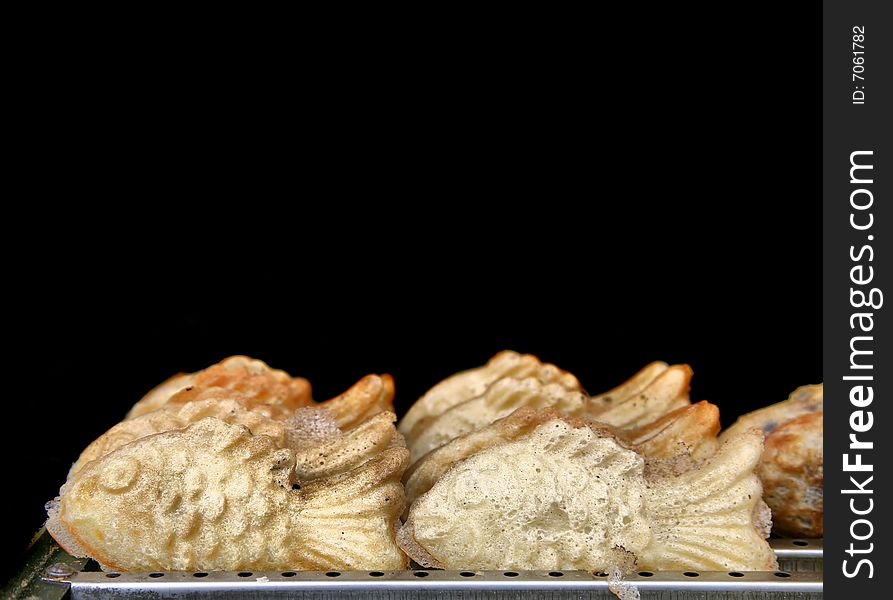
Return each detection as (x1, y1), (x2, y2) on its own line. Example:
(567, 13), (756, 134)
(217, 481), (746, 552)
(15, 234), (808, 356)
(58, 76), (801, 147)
(11, 531), (823, 600)
(772, 537), (823, 572)
(64, 568), (823, 599)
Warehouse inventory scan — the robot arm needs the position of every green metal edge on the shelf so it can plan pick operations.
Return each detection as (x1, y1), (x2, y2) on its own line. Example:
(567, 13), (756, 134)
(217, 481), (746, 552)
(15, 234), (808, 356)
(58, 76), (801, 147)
(1, 528), (88, 600)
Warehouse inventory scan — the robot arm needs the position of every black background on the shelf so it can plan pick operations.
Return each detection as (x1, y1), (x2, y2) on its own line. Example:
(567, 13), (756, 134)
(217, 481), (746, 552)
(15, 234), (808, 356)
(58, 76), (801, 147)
(5, 6), (820, 581)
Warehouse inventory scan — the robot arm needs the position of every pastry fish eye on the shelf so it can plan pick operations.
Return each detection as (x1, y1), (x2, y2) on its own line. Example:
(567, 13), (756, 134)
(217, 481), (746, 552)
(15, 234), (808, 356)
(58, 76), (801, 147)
(98, 456), (141, 492)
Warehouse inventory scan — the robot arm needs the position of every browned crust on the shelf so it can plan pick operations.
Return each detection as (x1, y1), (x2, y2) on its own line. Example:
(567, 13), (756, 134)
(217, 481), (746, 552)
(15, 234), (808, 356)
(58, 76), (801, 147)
(397, 513), (446, 569)
(399, 350), (581, 443)
(588, 364), (693, 429)
(126, 356), (314, 421)
(622, 400), (720, 459)
(318, 374), (396, 430)
(587, 361), (669, 412)
(168, 362), (312, 416)
(403, 408), (619, 514)
(720, 383), (823, 443)
(404, 408), (559, 486)
(758, 411), (823, 537)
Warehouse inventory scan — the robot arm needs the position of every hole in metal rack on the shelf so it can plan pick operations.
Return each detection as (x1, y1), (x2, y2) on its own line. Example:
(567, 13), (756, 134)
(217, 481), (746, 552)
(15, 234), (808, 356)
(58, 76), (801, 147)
(149, 573), (164, 578)
(414, 571), (429, 577)
(596, 572), (608, 577)
(325, 571), (341, 577)
(460, 571), (476, 577)
(637, 571), (654, 577)
(683, 572), (699, 577)
(548, 571), (564, 577)
(282, 572), (296, 577)
(106, 573), (121, 578)
(193, 572), (208, 578)
(792, 539), (808, 546)
(238, 572), (253, 577)
(503, 571), (519, 577)
(728, 572), (744, 577)
(774, 571), (792, 578)
(369, 571), (384, 577)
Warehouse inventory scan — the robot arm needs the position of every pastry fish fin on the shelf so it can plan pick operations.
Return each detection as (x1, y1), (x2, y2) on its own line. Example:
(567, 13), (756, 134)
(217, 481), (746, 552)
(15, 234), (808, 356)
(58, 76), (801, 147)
(295, 447), (410, 569)
(318, 375), (395, 430)
(641, 429), (777, 571)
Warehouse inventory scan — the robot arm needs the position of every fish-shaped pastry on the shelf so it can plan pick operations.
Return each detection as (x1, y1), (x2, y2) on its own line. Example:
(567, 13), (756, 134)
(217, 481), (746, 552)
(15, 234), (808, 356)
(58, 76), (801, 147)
(406, 365), (692, 462)
(398, 412), (775, 572)
(758, 410), (823, 538)
(127, 356), (313, 419)
(69, 398), (289, 478)
(47, 417), (409, 572)
(585, 361), (670, 411)
(399, 351), (581, 448)
(721, 383), (824, 538)
(404, 403), (720, 510)
(71, 396), (405, 484)
(623, 400), (720, 463)
(127, 356), (395, 428)
(289, 410), (407, 480)
(585, 364), (692, 428)
(720, 383), (823, 442)
(315, 374), (396, 430)
(407, 377), (588, 460)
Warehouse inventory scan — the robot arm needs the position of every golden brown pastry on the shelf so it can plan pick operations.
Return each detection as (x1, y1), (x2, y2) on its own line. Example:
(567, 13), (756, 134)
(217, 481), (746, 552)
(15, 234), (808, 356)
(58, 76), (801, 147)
(407, 377), (589, 460)
(128, 356), (395, 429)
(719, 383), (823, 443)
(69, 398), (288, 478)
(404, 408), (571, 512)
(404, 403), (721, 510)
(127, 356), (313, 420)
(623, 400), (720, 462)
(289, 410), (406, 480)
(47, 417), (409, 572)
(399, 351), (581, 447)
(720, 383), (823, 537)
(404, 362), (692, 463)
(759, 411), (823, 537)
(586, 364), (692, 428)
(75, 377), (400, 480)
(315, 374), (396, 430)
(399, 415), (775, 572)
(586, 361), (670, 413)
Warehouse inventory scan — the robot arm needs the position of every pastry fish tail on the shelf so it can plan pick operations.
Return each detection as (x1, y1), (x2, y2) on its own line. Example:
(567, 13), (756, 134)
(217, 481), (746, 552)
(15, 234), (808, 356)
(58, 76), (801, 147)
(640, 429), (778, 572)
(319, 375), (395, 430)
(295, 447), (410, 570)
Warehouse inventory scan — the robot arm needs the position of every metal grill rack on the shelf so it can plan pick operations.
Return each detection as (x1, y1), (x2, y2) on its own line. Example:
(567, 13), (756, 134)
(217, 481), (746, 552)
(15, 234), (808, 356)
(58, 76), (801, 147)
(772, 537), (824, 572)
(64, 568), (823, 599)
(10, 531), (823, 600)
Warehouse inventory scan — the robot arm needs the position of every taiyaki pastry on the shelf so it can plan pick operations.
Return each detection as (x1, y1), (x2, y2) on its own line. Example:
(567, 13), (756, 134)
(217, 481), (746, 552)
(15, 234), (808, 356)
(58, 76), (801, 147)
(407, 377), (589, 461)
(404, 403), (721, 509)
(405, 363), (692, 462)
(758, 411), (823, 537)
(47, 417), (410, 572)
(399, 413), (776, 572)
(127, 356), (395, 428)
(399, 351), (581, 447)
(315, 374), (396, 430)
(69, 398), (289, 478)
(719, 383), (823, 442)
(289, 410), (406, 480)
(127, 356), (313, 420)
(584, 364), (692, 429)
(722, 383), (823, 538)
(71, 396), (404, 484)
(585, 361), (670, 413)
(622, 400), (720, 463)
